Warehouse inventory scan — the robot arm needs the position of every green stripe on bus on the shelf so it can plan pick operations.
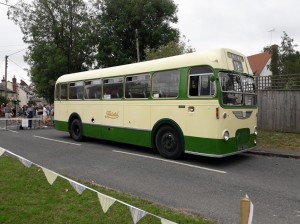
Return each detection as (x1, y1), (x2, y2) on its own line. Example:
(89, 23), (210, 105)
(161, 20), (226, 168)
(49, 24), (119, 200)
(55, 120), (255, 156)
(185, 134), (256, 156)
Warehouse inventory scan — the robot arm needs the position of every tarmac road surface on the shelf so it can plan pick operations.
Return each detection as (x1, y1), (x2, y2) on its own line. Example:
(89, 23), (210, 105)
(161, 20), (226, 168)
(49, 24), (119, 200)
(0, 128), (299, 224)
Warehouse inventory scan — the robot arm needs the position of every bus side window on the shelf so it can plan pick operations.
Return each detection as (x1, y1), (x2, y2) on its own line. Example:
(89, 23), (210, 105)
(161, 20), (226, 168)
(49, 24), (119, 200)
(69, 81), (83, 100)
(55, 84), (60, 100)
(84, 79), (101, 99)
(152, 70), (179, 98)
(125, 74), (150, 99)
(60, 83), (68, 100)
(103, 77), (123, 100)
(189, 67), (215, 97)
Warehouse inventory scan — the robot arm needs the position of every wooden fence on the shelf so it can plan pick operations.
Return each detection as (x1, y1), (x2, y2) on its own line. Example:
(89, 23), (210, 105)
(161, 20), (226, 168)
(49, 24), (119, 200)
(257, 90), (300, 133)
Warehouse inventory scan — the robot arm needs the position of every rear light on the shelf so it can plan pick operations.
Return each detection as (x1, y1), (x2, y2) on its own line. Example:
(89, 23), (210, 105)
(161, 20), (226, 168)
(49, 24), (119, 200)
(216, 107), (219, 119)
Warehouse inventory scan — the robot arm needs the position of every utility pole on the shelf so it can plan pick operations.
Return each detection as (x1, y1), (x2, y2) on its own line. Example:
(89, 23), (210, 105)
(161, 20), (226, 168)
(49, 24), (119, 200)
(4, 55), (8, 99)
(135, 29), (140, 62)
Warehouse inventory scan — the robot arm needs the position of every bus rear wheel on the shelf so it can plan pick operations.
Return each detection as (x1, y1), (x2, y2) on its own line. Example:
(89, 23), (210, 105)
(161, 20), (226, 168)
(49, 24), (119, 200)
(70, 119), (83, 141)
(155, 125), (183, 159)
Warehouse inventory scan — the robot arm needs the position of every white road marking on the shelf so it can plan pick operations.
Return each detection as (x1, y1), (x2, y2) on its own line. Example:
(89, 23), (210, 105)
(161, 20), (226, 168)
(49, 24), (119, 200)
(34, 135), (81, 146)
(0, 128), (18, 133)
(113, 150), (227, 174)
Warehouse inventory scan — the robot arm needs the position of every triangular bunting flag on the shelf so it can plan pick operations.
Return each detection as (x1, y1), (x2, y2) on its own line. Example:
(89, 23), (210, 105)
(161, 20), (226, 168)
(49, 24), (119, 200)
(97, 193), (116, 213)
(69, 180), (86, 194)
(0, 147), (5, 156)
(130, 206), (147, 224)
(42, 167), (58, 185)
(18, 158), (33, 168)
(161, 218), (177, 224)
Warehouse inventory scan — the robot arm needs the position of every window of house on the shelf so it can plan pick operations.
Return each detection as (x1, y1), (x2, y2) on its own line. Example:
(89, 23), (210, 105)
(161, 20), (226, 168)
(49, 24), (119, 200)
(188, 67), (215, 97)
(125, 74), (150, 98)
(152, 70), (180, 98)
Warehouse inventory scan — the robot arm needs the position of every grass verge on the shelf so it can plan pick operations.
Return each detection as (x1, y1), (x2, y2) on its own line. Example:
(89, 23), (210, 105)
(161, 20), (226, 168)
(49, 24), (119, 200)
(0, 155), (214, 224)
(257, 129), (300, 150)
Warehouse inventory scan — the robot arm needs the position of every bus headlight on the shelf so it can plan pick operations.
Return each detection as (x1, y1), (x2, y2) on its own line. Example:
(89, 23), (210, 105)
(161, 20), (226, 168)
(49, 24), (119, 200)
(254, 127), (258, 145)
(223, 130), (230, 141)
(254, 127), (258, 136)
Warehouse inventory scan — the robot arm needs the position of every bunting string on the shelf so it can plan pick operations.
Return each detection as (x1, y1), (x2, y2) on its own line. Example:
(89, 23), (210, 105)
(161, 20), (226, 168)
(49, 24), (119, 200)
(0, 147), (177, 224)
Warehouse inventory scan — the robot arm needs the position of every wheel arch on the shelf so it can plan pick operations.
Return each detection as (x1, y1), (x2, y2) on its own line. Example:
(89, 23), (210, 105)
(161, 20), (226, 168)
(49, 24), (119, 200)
(151, 118), (185, 151)
(68, 112), (82, 134)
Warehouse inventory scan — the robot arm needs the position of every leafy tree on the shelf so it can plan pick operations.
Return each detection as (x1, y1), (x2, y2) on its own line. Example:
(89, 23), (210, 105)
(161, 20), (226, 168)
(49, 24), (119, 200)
(263, 32), (300, 89)
(280, 31), (300, 74)
(94, 0), (180, 67)
(264, 45), (280, 76)
(8, 0), (181, 101)
(0, 95), (8, 105)
(8, 0), (99, 102)
(279, 32), (300, 89)
(144, 36), (195, 60)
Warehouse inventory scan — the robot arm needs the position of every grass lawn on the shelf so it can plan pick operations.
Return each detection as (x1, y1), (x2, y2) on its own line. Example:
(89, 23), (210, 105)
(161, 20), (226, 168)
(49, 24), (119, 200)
(257, 129), (300, 150)
(0, 155), (214, 224)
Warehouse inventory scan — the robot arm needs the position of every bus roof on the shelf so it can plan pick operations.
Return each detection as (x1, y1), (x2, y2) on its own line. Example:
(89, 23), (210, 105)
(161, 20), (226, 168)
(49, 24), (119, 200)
(56, 48), (253, 83)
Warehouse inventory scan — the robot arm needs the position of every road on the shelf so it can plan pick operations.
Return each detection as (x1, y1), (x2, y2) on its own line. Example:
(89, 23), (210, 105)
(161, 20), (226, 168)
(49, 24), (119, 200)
(0, 128), (299, 224)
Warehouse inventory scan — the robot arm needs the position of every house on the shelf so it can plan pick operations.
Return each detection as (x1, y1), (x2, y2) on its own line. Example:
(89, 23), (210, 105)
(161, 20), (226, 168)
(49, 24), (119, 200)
(0, 77), (17, 100)
(247, 52), (272, 76)
(0, 76), (33, 107)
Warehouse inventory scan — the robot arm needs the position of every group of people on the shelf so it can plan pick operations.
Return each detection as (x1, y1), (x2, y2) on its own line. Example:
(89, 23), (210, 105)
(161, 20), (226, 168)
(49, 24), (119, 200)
(0, 102), (54, 129)
(22, 104), (54, 128)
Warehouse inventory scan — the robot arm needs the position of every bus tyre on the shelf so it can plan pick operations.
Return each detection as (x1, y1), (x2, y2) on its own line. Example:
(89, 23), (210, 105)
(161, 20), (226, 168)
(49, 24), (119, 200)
(155, 125), (183, 159)
(70, 119), (83, 142)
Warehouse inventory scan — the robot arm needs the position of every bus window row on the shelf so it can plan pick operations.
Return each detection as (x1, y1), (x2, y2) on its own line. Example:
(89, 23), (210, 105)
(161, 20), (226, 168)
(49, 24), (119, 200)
(55, 67), (215, 101)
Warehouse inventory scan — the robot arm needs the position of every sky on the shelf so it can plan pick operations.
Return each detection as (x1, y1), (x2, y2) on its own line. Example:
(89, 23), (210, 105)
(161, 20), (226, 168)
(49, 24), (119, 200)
(1, 0), (300, 84)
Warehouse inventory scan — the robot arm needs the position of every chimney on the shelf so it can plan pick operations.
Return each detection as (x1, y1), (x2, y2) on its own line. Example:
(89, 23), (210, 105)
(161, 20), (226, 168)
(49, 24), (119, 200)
(12, 76), (17, 92)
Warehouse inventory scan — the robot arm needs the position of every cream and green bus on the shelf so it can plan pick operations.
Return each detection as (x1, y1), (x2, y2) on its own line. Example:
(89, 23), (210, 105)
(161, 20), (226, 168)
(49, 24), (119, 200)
(54, 48), (257, 159)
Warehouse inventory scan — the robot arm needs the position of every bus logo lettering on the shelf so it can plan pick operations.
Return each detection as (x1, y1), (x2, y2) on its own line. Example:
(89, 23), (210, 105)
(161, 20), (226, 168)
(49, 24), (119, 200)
(105, 111), (119, 119)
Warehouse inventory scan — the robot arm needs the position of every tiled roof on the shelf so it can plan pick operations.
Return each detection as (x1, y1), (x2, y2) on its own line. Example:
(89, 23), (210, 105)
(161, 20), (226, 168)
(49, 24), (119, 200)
(248, 52), (271, 76)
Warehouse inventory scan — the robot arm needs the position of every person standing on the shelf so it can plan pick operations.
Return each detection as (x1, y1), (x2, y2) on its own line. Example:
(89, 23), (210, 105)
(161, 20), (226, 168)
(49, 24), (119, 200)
(42, 104), (48, 127)
(26, 104), (33, 129)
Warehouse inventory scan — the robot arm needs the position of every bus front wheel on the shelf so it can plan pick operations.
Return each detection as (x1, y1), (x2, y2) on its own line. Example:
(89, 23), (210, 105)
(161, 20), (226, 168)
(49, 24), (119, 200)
(70, 119), (83, 142)
(155, 125), (183, 159)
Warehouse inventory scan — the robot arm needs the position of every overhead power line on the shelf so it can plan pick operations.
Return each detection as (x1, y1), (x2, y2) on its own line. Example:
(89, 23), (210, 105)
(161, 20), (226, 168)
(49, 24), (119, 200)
(8, 57), (26, 70)
(8, 47), (27, 56)
(0, 1), (16, 8)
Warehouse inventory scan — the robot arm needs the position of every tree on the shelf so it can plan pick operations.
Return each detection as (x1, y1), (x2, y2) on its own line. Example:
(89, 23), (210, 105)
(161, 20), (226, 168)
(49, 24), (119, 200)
(280, 31), (300, 74)
(144, 36), (195, 60)
(94, 0), (180, 67)
(0, 95), (8, 105)
(263, 32), (300, 89)
(8, 0), (99, 102)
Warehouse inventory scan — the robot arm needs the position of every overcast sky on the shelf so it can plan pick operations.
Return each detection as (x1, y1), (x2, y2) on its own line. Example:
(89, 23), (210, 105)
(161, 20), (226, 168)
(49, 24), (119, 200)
(1, 0), (300, 84)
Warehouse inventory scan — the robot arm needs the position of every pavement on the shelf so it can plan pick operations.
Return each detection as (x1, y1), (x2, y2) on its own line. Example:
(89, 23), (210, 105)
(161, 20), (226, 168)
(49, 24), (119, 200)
(248, 147), (300, 159)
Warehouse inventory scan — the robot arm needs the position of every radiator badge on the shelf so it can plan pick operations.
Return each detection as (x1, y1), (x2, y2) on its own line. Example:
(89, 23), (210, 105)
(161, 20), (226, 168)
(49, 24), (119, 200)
(105, 111), (119, 119)
(232, 111), (252, 119)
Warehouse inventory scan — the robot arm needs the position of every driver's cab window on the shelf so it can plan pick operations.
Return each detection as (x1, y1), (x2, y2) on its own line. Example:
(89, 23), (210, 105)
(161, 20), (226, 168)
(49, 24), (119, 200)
(189, 67), (215, 97)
